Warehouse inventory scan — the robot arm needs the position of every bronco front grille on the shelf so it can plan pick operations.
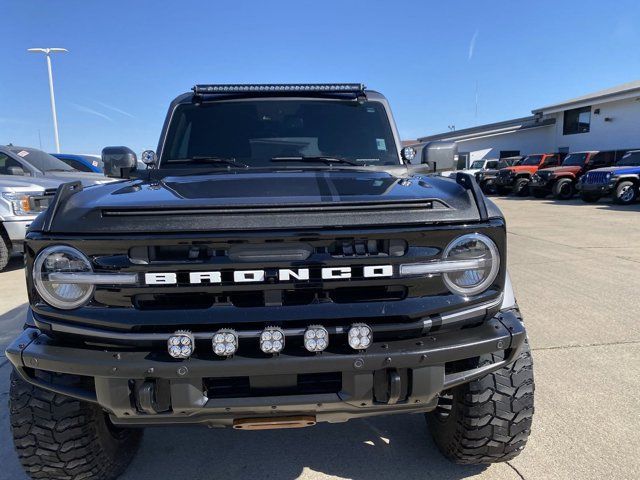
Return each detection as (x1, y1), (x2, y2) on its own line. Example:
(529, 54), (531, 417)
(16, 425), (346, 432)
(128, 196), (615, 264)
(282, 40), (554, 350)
(133, 286), (408, 310)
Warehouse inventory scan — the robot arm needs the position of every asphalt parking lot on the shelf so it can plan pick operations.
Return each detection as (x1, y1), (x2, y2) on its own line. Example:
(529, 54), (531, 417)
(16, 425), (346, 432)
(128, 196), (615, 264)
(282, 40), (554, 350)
(1, 197), (639, 480)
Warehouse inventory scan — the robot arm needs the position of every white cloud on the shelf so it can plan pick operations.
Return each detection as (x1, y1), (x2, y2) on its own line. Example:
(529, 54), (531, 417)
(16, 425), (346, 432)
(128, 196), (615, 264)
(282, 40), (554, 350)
(95, 101), (135, 118)
(468, 29), (479, 60)
(70, 103), (114, 123)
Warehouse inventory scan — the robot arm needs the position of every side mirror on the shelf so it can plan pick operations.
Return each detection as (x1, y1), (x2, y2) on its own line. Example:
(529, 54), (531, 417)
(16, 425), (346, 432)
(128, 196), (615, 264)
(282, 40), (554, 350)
(141, 150), (157, 168)
(421, 141), (458, 172)
(102, 146), (137, 178)
(7, 166), (26, 176)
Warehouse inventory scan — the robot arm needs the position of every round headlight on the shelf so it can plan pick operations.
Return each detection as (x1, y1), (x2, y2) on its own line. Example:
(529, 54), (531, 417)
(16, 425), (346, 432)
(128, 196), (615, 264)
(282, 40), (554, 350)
(442, 234), (500, 296)
(33, 245), (94, 310)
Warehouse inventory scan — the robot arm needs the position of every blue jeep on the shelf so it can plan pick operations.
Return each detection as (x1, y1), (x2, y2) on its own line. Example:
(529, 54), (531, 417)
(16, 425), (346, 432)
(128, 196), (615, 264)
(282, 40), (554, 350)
(52, 153), (103, 173)
(580, 150), (640, 204)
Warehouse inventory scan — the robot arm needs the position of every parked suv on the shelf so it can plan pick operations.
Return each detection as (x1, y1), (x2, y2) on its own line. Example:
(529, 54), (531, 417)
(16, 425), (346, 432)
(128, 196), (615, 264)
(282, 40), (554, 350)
(6, 83), (534, 480)
(495, 153), (563, 196)
(528, 151), (617, 200)
(0, 177), (59, 270)
(475, 156), (523, 195)
(580, 149), (640, 204)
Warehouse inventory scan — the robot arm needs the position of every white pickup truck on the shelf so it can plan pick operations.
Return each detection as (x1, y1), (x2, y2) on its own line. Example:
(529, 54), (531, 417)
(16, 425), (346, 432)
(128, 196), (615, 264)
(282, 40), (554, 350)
(441, 158), (501, 178)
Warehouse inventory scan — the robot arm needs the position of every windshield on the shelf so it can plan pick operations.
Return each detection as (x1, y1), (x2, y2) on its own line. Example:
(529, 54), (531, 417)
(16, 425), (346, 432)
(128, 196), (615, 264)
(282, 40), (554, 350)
(617, 151), (640, 167)
(561, 153), (588, 167)
(8, 148), (74, 172)
(160, 99), (400, 168)
(469, 160), (485, 169)
(521, 155), (543, 166)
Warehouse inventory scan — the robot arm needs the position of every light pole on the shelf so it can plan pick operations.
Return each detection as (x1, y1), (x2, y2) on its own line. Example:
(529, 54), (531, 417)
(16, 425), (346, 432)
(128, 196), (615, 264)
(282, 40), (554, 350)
(27, 48), (67, 153)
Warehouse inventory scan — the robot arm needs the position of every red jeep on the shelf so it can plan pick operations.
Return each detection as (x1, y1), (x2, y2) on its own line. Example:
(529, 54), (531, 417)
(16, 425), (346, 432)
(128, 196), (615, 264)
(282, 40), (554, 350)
(528, 151), (617, 200)
(494, 153), (564, 196)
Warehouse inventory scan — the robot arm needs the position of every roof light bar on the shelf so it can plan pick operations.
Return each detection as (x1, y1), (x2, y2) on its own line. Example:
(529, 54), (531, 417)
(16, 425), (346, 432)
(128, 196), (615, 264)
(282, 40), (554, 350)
(192, 83), (366, 95)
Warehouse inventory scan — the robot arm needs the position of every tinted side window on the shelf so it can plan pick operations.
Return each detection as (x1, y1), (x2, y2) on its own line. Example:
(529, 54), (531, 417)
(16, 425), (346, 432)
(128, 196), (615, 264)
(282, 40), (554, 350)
(0, 153), (26, 175)
(590, 152), (614, 167)
(61, 158), (93, 172)
(486, 160), (499, 169)
(543, 155), (560, 167)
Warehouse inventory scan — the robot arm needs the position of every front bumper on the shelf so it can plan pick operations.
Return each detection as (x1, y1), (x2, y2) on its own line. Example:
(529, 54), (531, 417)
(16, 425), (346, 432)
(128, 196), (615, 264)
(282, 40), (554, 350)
(495, 175), (516, 187)
(578, 182), (613, 195)
(2, 218), (35, 241)
(6, 308), (526, 427)
(528, 177), (554, 191)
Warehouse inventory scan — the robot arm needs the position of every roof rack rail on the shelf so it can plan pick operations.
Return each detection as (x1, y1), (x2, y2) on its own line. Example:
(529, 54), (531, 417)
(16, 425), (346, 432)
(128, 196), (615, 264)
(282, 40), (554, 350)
(191, 83), (367, 102)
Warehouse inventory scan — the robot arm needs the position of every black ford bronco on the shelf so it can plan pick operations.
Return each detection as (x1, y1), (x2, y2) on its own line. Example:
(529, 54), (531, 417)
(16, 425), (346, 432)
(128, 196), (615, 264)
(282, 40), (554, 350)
(7, 84), (534, 480)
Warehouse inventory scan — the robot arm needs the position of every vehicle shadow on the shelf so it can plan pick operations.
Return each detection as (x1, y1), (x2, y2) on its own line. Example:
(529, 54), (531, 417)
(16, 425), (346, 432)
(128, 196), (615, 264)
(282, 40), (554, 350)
(0, 303), (28, 355)
(124, 414), (489, 480)
(1, 256), (25, 273)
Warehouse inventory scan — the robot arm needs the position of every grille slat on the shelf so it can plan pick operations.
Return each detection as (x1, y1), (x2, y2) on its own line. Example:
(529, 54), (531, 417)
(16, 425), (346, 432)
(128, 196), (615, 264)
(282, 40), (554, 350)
(583, 172), (609, 184)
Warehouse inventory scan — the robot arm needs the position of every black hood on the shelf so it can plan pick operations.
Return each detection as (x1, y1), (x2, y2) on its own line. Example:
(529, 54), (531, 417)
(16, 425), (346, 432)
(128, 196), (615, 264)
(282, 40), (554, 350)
(34, 169), (486, 234)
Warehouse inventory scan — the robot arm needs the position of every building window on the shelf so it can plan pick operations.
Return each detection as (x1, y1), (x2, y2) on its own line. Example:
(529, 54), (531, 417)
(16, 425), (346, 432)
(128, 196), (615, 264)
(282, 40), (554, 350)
(563, 106), (591, 135)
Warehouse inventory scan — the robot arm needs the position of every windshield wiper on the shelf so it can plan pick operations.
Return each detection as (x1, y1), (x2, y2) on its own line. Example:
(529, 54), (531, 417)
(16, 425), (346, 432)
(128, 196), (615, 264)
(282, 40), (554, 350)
(165, 156), (249, 169)
(191, 156), (249, 168)
(270, 156), (361, 166)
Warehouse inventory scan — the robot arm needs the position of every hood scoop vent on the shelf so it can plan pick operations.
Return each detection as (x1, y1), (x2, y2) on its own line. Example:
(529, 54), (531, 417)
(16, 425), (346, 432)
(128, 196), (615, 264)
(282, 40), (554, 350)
(101, 199), (444, 217)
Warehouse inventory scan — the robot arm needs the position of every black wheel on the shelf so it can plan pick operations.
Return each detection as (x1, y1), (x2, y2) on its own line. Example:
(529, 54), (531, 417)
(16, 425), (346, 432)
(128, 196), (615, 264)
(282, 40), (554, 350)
(0, 228), (9, 271)
(481, 181), (497, 195)
(552, 178), (575, 200)
(613, 181), (638, 205)
(580, 193), (600, 203)
(513, 178), (530, 197)
(426, 341), (534, 464)
(496, 186), (511, 196)
(530, 188), (547, 199)
(10, 370), (142, 480)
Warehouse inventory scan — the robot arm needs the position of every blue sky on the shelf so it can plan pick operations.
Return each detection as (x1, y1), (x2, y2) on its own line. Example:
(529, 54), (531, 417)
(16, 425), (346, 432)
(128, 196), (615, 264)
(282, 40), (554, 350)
(2, 0), (640, 154)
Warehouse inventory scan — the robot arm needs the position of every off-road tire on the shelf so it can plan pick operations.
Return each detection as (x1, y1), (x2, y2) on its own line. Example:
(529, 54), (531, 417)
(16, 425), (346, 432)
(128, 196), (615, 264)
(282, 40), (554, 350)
(612, 180), (638, 205)
(426, 340), (534, 464)
(0, 227), (9, 271)
(481, 181), (497, 195)
(496, 186), (511, 196)
(580, 193), (600, 203)
(513, 178), (530, 197)
(9, 370), (142, 480)
(530, 188), (547, 199)
(552, 178), (575, 200)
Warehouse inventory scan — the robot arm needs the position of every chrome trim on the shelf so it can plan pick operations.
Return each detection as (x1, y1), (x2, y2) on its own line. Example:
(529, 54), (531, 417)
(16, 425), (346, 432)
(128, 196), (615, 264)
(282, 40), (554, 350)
(45, 294), (504, 342)
(439, 293), (503, 326)
(46, 272), (139, 285)
(400, 258), (488, 275)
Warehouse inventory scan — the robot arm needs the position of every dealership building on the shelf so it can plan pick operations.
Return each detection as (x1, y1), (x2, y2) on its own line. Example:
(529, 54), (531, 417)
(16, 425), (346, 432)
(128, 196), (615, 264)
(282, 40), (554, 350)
(415, 80), (640, 168)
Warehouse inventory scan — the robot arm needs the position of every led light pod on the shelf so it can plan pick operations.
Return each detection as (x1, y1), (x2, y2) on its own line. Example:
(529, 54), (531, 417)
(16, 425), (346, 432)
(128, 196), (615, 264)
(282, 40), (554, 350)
(347, 323), (372, 350)
(260, 327), (285, 354)
(167, 331), (195, 359)
(212, 329), (238, 357)
(304, 325), (329, 352)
